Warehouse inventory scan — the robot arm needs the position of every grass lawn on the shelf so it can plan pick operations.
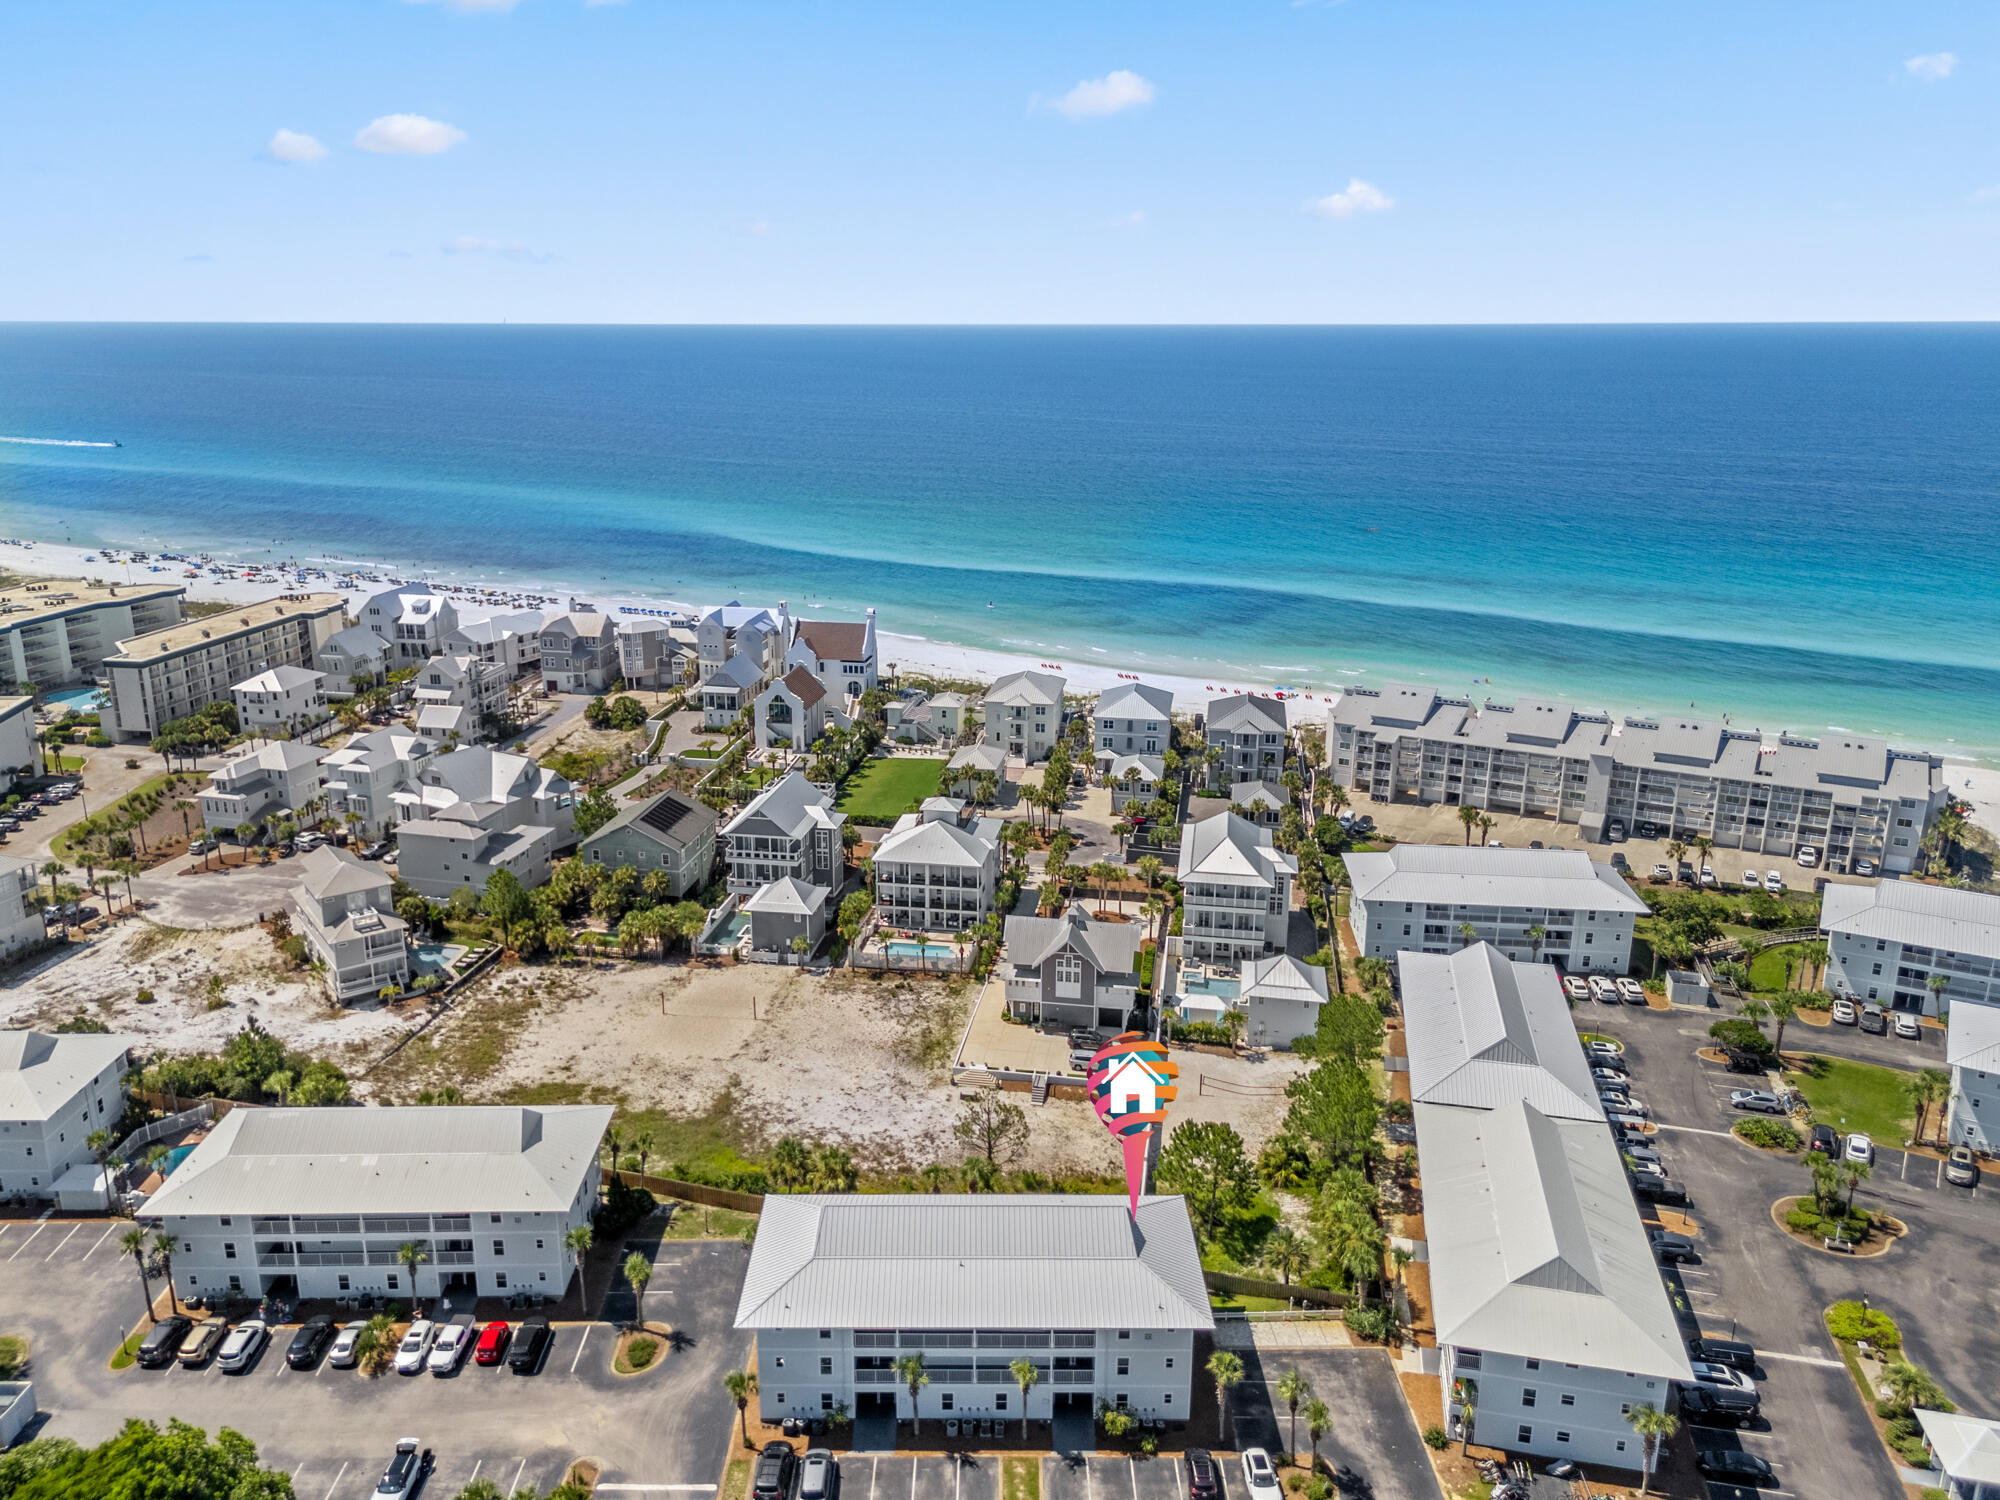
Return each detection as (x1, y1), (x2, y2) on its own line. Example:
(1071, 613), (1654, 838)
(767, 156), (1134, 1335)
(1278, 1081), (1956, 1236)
(1784, 1053), (1914, 1142)
(1002, 1457), (1041, 1500)
(1750, 941), (1812, 992)
(836, 757), (946, 824)
(661, 1202), (759, 1240)
(1209, 1292), (1293, 1312)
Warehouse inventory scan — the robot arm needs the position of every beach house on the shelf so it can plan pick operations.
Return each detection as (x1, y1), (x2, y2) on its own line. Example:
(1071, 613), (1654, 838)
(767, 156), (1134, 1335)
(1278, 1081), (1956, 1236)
(702, 652), (766, 729)
(315, 624), (390, 698)
(0, 856), (49, 959)
(393, 745), (574, 842)
(787, 613), (877, 706)
(615, 616), (680, 689)
(1204, 696), (1287, 787)
(744, 877), (831, 957)
(1346, 846), (1648, 973)
(0, 1029), (134, 1204)
(1103, 754), (1165, 815)
(1004, 902), (1144, 1032)
(321, 728), (432, 839)
(697, 603), (790, 684)
(1176, 813), (1295, 966)
(231, 664), (328, 737)
(291, 846), (410, 1003)
(1403, 942), (1692, 1470)
(982, 670), (1065, 763)
(579, 788), (718, 899)
(198, 740), (328, 837)
(539, 612), (619, 694)
(871, 799), (1003, 934)
(946, 742), (1008, 797)
(413, 651), (507, 731)
(1821, 879), (2000, 1016)
(444, 610), (546, 680)
(0, 578), (182, 694)
(1093, 682), (1173, 759)
(722, 772), (846, 896)
(396, 814), (559, 900)
(360, 583), (459, 664)
(753, 667), (842, 752)
(103, 592), (346, 742)
(734, 1194), (1210, 1431)
(1225, 781), (1287, 828)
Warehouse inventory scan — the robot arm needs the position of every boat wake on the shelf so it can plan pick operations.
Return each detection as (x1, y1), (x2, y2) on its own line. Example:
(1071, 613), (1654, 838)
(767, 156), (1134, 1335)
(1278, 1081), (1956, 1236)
(0, 435), (120, 448)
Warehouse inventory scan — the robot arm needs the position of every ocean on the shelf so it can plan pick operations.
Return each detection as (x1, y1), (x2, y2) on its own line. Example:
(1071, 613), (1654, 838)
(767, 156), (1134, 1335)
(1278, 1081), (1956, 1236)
(2, 323), (1998, 759)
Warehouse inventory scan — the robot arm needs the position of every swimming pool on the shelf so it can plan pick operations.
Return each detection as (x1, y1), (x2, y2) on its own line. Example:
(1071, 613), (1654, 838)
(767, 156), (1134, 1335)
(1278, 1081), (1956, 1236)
(883, 939), (954, 959)
(709, 912), (750, 946)
(44, 686), (106, 712)
(411, 942), (468, 975)
(161, 1144), (195, 1177)
(1178, 974), (1241, 1000)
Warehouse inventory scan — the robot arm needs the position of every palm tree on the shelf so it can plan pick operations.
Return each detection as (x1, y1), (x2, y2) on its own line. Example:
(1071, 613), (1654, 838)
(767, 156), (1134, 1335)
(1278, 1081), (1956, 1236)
(1767, 992), (1799, 1060)
(39, 860), (65, 915)
(1276, 1369), (1314, 1460)
(895, 1352), (930, 1435)
(1841, 1157), (1872, 1215)
(396, 1240), (431, 1301)
(121, 1224), (155, 1324)
(920, 1162), (951, 1193)
(1456, 806), (1479, 846)
(1476, 814), (1496, 844)
(1525, 924), (1547, 963)
(1304, 1398), (1330, 1478)
(1457, 1397), (1476, 1455)
(173, 798), (195, 851)
(1664, 838), (1686, 874)
(1266, 1225), (1308, 1288)
(624, 1251), (654, 1330)
(1929, 973), (1950, 1013)
(151, 1229), (180, 1314)
(1207, 1350), (1245, 1446)
(725, 1368), (759, 1448)
(358, 1312), (397, 1377)
(1906, 1068), (1951, 1146)
(1010, 1357), (1040, 1439)
(1626, 1402), (1678, 1495)
(1137, 854), (1162, 890)
(1692, 834), (1714, 873)
(1457, 922), (1478, 949)
(962, 1156), (998, 1193)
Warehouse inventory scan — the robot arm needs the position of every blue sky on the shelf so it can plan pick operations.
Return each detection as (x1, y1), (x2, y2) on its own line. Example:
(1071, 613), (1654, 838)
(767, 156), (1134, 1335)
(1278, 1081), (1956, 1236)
(3, 0), (1995, 322)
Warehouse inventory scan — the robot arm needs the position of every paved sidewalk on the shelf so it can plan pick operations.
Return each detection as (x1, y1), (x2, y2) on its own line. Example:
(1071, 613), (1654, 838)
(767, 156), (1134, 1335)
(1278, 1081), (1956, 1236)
(1212, 1319), (1353, 1351)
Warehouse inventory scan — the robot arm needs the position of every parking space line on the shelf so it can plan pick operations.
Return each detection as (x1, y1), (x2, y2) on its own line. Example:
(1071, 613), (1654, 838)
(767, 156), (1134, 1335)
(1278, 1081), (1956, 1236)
(1086, 1457), (1095, 1500)
(43, 1223), (81, 1260)
(83, 1224), (117, 1258)
(318, 1462), (347, 1500)
(1759, 1351), (1844, 1369)
(468, 1459), (483, 1486)
(1128, 1459), (1138, 1500)
(6, 1224), (47, 1260)
(569, 1326), (591, 1373)
(1656, 1124), (1734, 1139)
(512, 1458), (528, 1495)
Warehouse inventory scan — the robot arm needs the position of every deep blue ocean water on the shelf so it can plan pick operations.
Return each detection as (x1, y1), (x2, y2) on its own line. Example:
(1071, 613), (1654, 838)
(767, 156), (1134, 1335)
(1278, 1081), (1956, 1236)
(2, 323), (1998, 758)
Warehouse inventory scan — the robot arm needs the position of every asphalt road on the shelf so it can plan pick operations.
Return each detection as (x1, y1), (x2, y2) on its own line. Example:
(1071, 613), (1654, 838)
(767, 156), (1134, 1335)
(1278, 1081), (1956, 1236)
(1227, 1348), (1445, 1500)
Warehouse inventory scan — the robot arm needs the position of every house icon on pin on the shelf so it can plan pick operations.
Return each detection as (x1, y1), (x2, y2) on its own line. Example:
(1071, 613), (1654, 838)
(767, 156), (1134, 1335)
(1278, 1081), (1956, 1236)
(1102, 1052), (1171, 1119)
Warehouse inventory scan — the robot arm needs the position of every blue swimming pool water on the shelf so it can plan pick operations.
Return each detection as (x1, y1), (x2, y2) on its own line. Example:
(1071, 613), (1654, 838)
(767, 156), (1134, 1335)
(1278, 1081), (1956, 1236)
(1179, 974), (1241, 999)
(411, 941), (467, 975)
(44, 686), (105, 711)
(161, 1144), (195, 1177)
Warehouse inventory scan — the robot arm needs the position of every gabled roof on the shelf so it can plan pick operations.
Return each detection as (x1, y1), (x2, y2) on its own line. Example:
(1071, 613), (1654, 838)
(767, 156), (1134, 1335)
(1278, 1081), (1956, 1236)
(451, 610), (544, 646)
(1095, 682), (1173, 722)
(1005, 902), (1142, 976)
(297, 845), (392, 902)
(415, 704), (471, 735)
(1241, 955), (1330, 1007)
(1345, 846), (1646, 915)
(948, 744), (1008, 773)
(986, 670), (1065, 708)
(1229, 781), (1287, 812)
(793, 620), (870, 663)
(771, 666), (827, 710)
(544, 612), (616, 639)
(1399, 946), (1603, 1118)
(1177, 812), (1295, 885)
(587, 788), (717, 852)
(211, 739), (325, 781)
(734, 1194), (1213, 1331)
(144, 1105), (611, 1218)
(324, 727), (428, 772)
(724, 771), (844, 841)
(709, 653), (765, 691)
(876, 813), (998, 868)
(1822, 879), (2000, 961)
(1206, 695), (1287, 736)
(1947, 1001), (2000, 1073)
(320, 624), (387, 660)
(0, 1031), (132, 1121)
(745, 877), (830, 916)
(1102, 754), (1164, 783)
(422, 746), (560, 809)
(233, 664), (323, 694)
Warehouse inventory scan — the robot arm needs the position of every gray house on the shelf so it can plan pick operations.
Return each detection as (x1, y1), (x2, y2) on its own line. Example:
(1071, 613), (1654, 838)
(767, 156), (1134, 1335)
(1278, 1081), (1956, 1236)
(579, 788), (717, 898)
(1003, 902), (1144, 1032)
(1205, 695), (1287, 786)
(540, 613), (619, 693)
(744, 876), (829, 956)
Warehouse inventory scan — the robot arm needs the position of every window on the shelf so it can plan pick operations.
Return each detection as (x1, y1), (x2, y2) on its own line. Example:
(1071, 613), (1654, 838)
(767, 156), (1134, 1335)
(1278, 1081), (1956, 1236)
(775, 1357), (786, 1369)
(388, 1274), (399, 1289)
(223, 1243), (237, 1260)
(228, 1275), (242, 1293)
(1521, 1389), (1536, 1408)
(1517, 1426), (1533, 1446)
(776, 1394), (786, 1407)
(1559, 1394), (1574, 1407)
(338, 1275), (350, 1291)
(220, 1217), (232, 1227)
(1115, 1395), (1129, 1411)
(492, 1214), (502, 1224)
(1117, 1357), (1130, 1376)
(1164, 1357), (1173, 1369)
(493, 1240), (506, 1256)
(821, 1358), (833, 1376)
(1616, 1442), (1626, 1454)
(941, 1394), (954, 1411)
(536, 1239), (544, 1250)
(995, 1393), (1008, 1411)
(1619, 1403), (1631, 1416)
(1117, 1331), (1129, 1341)
(496, 1273), (508, 1289)
(1555, 1432), (1571, 1445)
(820, 1330), (832, 1340)
(1163, 1394), (1173, 1405)
(1524, 1359), (1540, 1370)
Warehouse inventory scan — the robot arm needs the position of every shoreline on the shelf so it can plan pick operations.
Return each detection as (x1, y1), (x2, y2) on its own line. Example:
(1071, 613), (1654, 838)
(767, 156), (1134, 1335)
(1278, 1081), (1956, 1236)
(10, 531), (2000, 840)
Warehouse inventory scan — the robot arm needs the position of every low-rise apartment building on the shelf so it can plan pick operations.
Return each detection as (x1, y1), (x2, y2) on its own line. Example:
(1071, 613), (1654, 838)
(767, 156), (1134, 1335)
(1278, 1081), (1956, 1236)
(540, 612), (619, 693)
(1093, 682), (1173, 759)
(198, 741), (327, 836)
(232, 664), (328, 736)
(0, 1030), (134, 1202)
(360, 584), (458, 664)
(1004, 903), (1143, 1032)
(787, 614), (877, 707)
(1347, 846), (1648, 973)
(1945, 1003), (2000, 1152)
(0, 856), (48, 959)
(1204, 696), (1287, 787)
(142, 1104), (610, 1301)
(1404, 943), (1691, 1470)
(1821, 879), (2000, 1016)
(872, 800), (1003, 933)
(0, 578), (182, 693)
(580, 788), (718, 899)
(722, 772), (846, 896)
(1176, 814), (1295, 966)
(292, 846), (410, 1003)
(1331, 683), (1947, 875)
(734, 1194), (1211, 1429)
(103, 592), (346, 742)
(982, 670), (1065, 763)
(0, 697), (37, 791)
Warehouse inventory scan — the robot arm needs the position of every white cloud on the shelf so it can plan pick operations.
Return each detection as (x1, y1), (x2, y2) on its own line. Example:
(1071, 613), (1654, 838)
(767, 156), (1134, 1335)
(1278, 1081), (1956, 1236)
(1306, 178), (1394, 220)
(403, 0), (525, 11)
(735, 219), (773, 237)
(355, 114), (468, 155)
(1971, 185), (2000, 204)
(1109, 209), (1146, 229)
(1905, 51), (1958, 80)
(1049, 70), (1156, 120)
(265, 128), (327, 164)
(443, 235), (550, 263)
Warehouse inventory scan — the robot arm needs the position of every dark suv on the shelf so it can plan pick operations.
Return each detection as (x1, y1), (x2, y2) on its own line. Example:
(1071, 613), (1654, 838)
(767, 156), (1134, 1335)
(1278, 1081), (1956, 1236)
(1185, 1449), (1220, 1500)
(507, 1315), (551, 1374)
(1689, 1336), (1757, 1373)
(754, 1442), (798, 1500)
(1679, 1385), (1760, 1427)
(136, 1315), (192, 1368)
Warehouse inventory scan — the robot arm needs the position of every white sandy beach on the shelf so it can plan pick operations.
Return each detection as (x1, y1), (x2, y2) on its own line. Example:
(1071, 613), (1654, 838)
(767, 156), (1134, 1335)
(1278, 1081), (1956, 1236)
(11, 532), (2000, 840)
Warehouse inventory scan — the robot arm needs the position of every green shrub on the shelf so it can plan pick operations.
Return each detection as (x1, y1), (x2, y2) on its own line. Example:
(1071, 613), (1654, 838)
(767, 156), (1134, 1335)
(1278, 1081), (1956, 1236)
(1886, 1415), (1921, 1444)
(1733, 1118), (1801, 1151)
(1895, 1436), (1933, 1467)
(1422, 1425), (1448, 1451)
(1343, 1302), (1401, 1343)
(1785, 1207), (1823, 1233)
(1285, 1474), (1308, 1492)
(0, 1334), (26, 1378)
(1172, 1020), (1236, 1047)
(1138, 1435), (1159, 1458)
(1828, 1300), (1902, 1351)
(625, 1336), (657, 1370)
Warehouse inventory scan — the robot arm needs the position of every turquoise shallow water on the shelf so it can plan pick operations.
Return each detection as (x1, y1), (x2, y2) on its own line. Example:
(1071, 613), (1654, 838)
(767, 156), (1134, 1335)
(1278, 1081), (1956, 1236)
(2, 324), (1998, 758)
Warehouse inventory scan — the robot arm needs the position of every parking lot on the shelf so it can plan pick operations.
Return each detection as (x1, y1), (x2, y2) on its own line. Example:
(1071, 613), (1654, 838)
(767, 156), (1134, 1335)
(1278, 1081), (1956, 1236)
(1579, 1000), (2000, 1499)
(0, 1216), (752, 1494)
(1225, 1348), (1443, 1500)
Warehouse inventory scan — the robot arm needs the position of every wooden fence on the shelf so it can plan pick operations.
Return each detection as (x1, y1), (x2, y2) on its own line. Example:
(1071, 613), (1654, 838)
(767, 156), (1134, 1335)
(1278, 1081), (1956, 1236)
(1202, 1270), (1345, 1308)
(605, 1167), (765, 1215)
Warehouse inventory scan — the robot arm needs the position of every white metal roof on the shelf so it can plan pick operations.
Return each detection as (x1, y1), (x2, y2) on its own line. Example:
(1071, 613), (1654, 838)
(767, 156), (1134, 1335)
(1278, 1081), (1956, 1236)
(734, 1195), (1212, 1331)
(144, 1105), (610, 1218)
(233, 663), (324, 694)
(1400, 946), (1604, 1119)
(1206, 696), (1287, 736)
(1947, 1001), (2000, 1073)
(0, 1031), (133, 1122)
(1821, 879), (2000, 961)
(1346, 846), (1646, 915)
(985, 670), (1065, 708)
(1241, 955), (1330, 1007)
(875, 814), (997, 868)
(1176, 812), (1295, 886)
(1094, 682), (1173, 722)
(745, 877), (830, 916)
(1919, 1409), (2000, 1485)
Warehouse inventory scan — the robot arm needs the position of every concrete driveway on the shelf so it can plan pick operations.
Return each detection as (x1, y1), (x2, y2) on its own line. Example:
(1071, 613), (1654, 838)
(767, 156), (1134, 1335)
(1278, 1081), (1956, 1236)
(1225, 1347), (1444, 1500)
(130, 855), (304, 929)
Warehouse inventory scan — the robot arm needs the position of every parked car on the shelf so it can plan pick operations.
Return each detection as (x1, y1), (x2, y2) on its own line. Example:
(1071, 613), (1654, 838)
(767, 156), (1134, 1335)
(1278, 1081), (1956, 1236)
(1831, 998), (1857, 1026)
(1695, 1449), (1775, 1487)
(1562, 975), (1591, 1003)
(1601, 1092), (1648, 1117)
(1854, 857), (1879, 877)
(136, 1314), (193, 1368)
(1635, 820), (1657, 839)
(1796, 844), (1821, 869)
(1860, 1004), (1888, 1034)
(177, 1315), (229, 1366)
(1608, 819), (1629, 840)
(1592, 1066), (1629, 1088)
(286, 1313), (335, 1369)
(1239, 1449), (1281, 1499)
(1676, 861), (1696, 884)
(1650, 863), (1672, 882)
(1700, 866), (1719, 887)
(1947, 1146), (1980, 1187)
(1729, 1089), (1786, 1115)
(1651, 1230), (1695, 1263)
(1589, 976), (1618, 1004)
(1688, 1336), (1758, 1373)
(508, 1315), (551, 1374)
(1623, 1143), (1664, 1170)
(361, 840), (392, 860)
(1631, 1169), (1687, 1204)
(217, 1318), (269, 1374)
(427, 1320), (472, 1374)
(754, 1442), (798, 1500)
(799, 1449), (838, 1500)
(1739, 870), (1761, 889)
(1586, 1040), (1626, 1067)
(1688, 1360), (1756, 1393)
(1808, 1124), (1841, 1157)
(1845, 1133), (1875, 1164)
(1616, 977), (1645, 1003)
(394, 1319), (437, 1375)
(375, 1440), (433, 1500)
(1895, 1013), (1922, 1040)
(1763, 869), (1785, 892)
(1186, 1450), (1220, 1500)
(1679, 1385), (1761, 1427)
(475, 1321), (512, 1365)
(328, 1320), (368, 1368)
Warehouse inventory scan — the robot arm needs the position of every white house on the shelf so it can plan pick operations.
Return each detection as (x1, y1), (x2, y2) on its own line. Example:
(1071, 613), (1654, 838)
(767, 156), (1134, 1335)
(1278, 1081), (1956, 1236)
(1821, 879), (2000, 1017)
(292, 847), (410, 1003)
(412, 651), (507, 734)
(1346, 846), (1648, 973)
(360, 583), (458, 664)
(787, 614), (877, 707)
(199, 741), (327, 836)
(872, 801), (1003, 933)
(1916, 1408), (2000, 1500)
(142, 1104), (610, 1302)
(1404, 943), (1692, 1471)
(321, 728), (433, 839)
(1205, 696), (1287, 786)
(232, 664), (328, 736)
(315, 625), (391, 698)
(1102, 754), (1165, 815)
(1094, 682), (1173, 760)
(982, 670), (1066, 763)
(389, 746), (574, 897)
(1946, 1002), (2000, 1153)
(697, 603), (789, 686)
(1176, 813), (1296, 966)
(703, 653), (765, 729)
(0, 856), (48, 959)
(734, 1194), (1211, 1429)
(0, 1030), (134, 1203)
(444, 611), (545, 679)
(754, 667), (840, 752)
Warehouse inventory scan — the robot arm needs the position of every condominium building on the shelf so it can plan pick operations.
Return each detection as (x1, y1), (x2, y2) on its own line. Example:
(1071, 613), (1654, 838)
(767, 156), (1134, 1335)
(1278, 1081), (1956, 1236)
(0, 1030), (134, 1201)
(142, 1104), (610, 1301)
(359, 584), (458, 664)
(198, 741), (327, 835)
(721, 772), (846, 896)
(291, 847), (410, 1003)
(0, 697), (37, 791)
(1330, 683), (1946, 874)
(0, 578), (183, 692)
(1821, 879), (2000, 1016)
(1175, 813), (1296, 966)
(232, 665), (328, 736)
(103, 592), (346, 742)
(1347, 846), (1648, 973)
(1204, 696), (1287, 787)
(982, 670), (1066, 763)
(1404, 943), (1691, 1470)
(1093, 682), (1173, 759)
(735, 1194), (1210, 1429)
(1945, 1003), (2000, 1153)
(871, 800), (1003, 933)
(0, 855), (48, 959)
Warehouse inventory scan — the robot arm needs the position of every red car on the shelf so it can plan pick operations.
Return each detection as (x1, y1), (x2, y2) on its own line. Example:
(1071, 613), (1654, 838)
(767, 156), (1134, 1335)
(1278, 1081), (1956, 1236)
(474, 1321), (512, 1365)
